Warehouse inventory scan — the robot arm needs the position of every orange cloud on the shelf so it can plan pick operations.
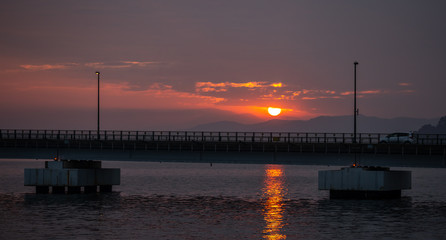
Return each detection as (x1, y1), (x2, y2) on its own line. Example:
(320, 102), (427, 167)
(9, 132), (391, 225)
(270, 83), (283, 87)
(195, 82), (227, 88)
(301, 97), (317, 100)
(148, 83), (172, 90)
(195, 81), (396, 105)
(18, 60), (163, 72)
(199, 87), (228, 93)
(361, 90), (383, 94)
(20, 63), (77, 71)
(0, 80), (225, 110)
(257, 88), (388, 101)
(85, 61), (163, 69)
(120, 61), (161, 67)
(280, 89), (338, 101)
(195, 81), (284, 92)
(101, 82), (226, 108)
(84, 62), (128, 69)
(291, 91), (301, 96)
(230, 82), (264, 88)
(340, 90), (383, 96)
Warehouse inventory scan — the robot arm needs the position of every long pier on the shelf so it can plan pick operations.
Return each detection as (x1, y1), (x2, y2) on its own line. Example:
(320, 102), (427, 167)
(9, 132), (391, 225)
(1, 129), (445, 167)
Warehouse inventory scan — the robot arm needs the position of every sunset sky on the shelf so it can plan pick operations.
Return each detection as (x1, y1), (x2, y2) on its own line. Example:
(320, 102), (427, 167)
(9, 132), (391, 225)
(1, 1), (445, 130)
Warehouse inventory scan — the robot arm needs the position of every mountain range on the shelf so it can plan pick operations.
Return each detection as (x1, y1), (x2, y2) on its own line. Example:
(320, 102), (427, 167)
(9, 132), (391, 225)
(1, 105), (443, 133)
(418, 116), (446, 134)
(189, 115), (440, 133)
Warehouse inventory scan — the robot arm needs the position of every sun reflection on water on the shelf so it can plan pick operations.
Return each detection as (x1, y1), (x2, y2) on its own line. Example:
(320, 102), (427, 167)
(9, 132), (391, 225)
(262, 165), (287, 240)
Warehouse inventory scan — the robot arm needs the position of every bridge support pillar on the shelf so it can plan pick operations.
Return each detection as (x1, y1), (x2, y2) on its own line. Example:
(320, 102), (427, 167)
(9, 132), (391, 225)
(36, 186), (49, 194)
(318, 166), (411, 199)
(84, 186), (98, 193)
(25, 160), (120, 194)
(100, 185), (112, 192)
(67, 186), (81, 194)
(52, 186), (65, 194)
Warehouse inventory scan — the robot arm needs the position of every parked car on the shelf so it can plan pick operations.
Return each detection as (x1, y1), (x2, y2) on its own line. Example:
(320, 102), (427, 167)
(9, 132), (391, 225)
(379, 132), (415, 144)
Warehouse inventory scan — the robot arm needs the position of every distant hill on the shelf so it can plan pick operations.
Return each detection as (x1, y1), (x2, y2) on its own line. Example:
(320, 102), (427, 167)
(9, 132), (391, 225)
(189, 115), (439, 133)
(418, 116), (446, 134)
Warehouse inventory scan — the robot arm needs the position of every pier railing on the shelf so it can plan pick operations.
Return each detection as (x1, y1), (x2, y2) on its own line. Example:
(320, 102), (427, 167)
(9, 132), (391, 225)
(1, 129), (445, 145)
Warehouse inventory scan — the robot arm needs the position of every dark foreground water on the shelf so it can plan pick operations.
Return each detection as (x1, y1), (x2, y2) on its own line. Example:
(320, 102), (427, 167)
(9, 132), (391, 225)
(1, 159), (446, 240)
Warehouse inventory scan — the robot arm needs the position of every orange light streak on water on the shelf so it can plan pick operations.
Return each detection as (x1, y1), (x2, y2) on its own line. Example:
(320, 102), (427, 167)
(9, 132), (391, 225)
(262, 165), (287, 240)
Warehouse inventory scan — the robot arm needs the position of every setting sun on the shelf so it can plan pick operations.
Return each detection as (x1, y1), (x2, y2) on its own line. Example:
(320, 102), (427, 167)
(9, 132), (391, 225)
(267, 107), (282, 116)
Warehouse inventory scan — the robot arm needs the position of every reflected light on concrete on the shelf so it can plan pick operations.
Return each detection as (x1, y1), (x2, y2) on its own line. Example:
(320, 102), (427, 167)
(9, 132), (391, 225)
(262, 165), (287, 240)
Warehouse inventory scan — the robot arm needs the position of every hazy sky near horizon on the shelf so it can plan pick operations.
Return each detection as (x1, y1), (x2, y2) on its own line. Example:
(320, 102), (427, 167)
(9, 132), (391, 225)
(1, 0), (445, 129)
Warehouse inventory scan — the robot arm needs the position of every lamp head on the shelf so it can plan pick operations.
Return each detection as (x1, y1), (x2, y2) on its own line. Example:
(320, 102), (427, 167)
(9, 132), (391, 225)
(95, 71), (100, 75)
(354, 61), (358, 65)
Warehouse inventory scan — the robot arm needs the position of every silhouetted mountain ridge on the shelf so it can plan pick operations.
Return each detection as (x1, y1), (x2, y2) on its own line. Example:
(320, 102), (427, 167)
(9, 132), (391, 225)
(189, 115), (439, 133)
(418, 116), (446, 134)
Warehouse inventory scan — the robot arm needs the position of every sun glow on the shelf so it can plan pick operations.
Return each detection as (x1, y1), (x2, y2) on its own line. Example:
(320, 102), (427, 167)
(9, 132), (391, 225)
(267, 107), (282, 116)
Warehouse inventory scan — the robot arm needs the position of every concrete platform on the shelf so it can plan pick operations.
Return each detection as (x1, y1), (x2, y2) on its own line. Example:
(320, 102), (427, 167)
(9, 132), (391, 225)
(318, 166), (411, 199)
(24, 160), (120, 194)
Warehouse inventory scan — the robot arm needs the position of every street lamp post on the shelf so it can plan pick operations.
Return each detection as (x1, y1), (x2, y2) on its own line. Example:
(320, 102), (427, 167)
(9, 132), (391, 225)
(95, 71), (100, 140)
(353, 62), (358, 143)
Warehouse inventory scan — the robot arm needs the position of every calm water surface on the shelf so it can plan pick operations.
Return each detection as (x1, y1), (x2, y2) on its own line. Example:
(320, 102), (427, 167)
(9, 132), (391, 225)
(1, 159), (446, 239)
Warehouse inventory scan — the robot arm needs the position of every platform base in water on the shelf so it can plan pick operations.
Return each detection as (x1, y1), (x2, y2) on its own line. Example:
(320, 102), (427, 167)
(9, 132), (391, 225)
(319, 166), (411, 199)
(330, 190), (401, 199)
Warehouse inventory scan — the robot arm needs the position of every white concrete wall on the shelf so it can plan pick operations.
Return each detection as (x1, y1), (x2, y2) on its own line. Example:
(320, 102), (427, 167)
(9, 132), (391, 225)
(24, 168), (120, 186)
(318, 167), (411, 191)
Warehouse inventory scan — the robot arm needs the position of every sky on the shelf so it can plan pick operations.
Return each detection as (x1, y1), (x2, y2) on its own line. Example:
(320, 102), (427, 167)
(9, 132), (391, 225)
(1, 0), (445, 130)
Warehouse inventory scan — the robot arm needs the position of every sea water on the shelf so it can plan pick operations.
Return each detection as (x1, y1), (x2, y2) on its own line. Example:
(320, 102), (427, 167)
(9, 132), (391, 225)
(1, 159), (445, 239)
